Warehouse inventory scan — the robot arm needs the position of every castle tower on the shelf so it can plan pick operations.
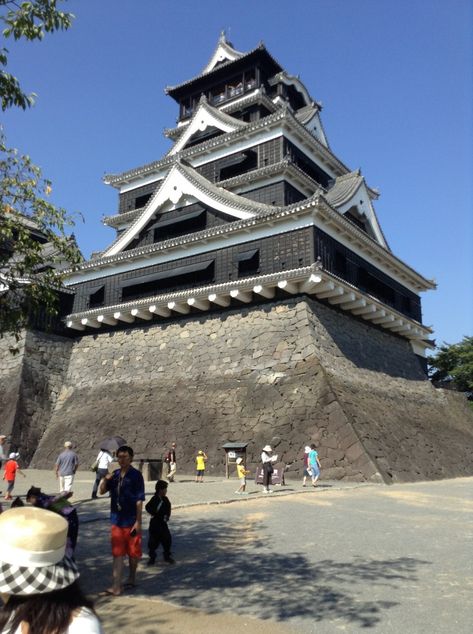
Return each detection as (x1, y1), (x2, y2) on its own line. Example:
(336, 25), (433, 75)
(5, 36), (472, 481)
(64, 34), (434, 363)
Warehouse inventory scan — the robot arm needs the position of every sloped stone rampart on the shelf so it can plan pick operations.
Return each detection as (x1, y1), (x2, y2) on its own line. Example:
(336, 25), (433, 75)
(0, 331), (73, 463)
(2, 298), (473, 482)
(0, 334), (26, 439)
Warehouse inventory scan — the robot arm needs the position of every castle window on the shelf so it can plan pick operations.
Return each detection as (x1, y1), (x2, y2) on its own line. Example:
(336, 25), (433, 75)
(135, 193), (152, 209)
(121, 260), (215, 300)
(152, 209), (206, 242)
(88, 285), (105, 308)
(219, 150), (257, 181)
(358, 268), (395, 306)
(334, 251), (347, 276)
(402, 296), (412, 315)
(180, 97), (193, 119)
(236, 249), (259, 277)
(345, 209), (367, 233)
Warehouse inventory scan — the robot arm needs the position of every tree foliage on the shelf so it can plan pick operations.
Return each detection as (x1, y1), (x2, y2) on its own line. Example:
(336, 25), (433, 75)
(0, 1), (79, 344)
(0, 132), (81, 340)
(1, 0), (74, 110)
(428, 336), (473, 393)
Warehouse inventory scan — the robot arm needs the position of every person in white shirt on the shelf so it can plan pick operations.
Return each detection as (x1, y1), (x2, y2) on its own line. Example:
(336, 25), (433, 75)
(260, 444), (278, 493)
(91, 449), (113, 499)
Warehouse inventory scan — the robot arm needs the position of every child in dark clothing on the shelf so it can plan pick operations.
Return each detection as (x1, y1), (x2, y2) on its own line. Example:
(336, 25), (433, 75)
(145, 480), (175, 565)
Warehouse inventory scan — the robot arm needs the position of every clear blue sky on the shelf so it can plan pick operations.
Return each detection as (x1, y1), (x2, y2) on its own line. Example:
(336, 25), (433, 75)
(3, 0), (472, 346)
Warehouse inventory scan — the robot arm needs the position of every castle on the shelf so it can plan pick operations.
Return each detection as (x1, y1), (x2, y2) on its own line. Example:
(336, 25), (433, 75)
(2, 35), (472, 481)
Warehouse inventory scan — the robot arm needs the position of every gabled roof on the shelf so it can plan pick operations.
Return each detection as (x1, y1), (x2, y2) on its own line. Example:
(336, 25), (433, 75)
(102, 158), (321, 230)
(268, 71), (314, 107)
(201, 32), (245, 74)
(167, 95), (247, 156)
(325, 170), (366, 206)
(295, 106), (329, 148)
(325, 171), (387, 248)
(102, 161), (278, 257)
(104, 106), (351, 188)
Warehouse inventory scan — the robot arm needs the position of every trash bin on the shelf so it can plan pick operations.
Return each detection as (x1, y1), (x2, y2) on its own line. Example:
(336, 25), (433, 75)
(148, 459), (163, 481)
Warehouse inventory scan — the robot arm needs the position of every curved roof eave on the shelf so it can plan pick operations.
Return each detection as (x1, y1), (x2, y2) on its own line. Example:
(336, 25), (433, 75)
(104, 107), (351, 189)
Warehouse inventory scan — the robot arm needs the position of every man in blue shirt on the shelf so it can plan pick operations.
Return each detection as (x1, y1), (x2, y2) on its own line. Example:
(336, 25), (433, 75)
(99, 445), (145, 596)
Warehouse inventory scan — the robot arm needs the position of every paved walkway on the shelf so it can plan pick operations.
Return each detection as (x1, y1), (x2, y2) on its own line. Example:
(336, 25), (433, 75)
(2, 471), (471, 633)
(2, 468), (375, 519)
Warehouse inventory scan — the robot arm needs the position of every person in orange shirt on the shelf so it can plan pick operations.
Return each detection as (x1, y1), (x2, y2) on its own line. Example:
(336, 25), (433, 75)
(3, 452), (25, 500)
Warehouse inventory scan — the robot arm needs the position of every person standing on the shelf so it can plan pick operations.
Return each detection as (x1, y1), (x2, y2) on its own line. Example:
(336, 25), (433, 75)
(195, 450), (208, 482)
(308, 443), (322, 487)
(235, 457), (250, 494)
(145, 480), (175, 565)
(91, 448), (113, 499)
(3, 452), (25, 500)
(55, 441), (79, 493)
(261, 445), (277, 493)
(0, 434), (7, 468)
(165, 442), (177, 483)
(99, 445), (145, 596)
(302, 445), (311, 487)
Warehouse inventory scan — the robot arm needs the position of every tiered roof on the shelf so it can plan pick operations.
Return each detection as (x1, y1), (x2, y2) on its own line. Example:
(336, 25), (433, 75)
(64, 35), (435, 355)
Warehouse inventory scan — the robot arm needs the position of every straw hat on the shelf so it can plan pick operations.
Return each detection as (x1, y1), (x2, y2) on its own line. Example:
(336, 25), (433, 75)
(0, 507), (79, 595)
(64, 441), (73, 448)
(262, 445), (272, 452)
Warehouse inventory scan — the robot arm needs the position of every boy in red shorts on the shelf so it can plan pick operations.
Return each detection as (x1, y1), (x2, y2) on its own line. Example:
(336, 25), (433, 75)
(99, 445), (145, 596)
(3, 453), (25, 500)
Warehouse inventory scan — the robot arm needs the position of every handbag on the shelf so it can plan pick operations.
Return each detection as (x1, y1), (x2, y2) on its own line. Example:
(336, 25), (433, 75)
(90, 451), (102, 472)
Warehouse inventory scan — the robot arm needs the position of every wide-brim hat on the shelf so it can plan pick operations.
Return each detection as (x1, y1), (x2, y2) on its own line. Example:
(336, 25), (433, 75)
(8, 452), (19, 460)
(262, 445), (272, 452)
(236, 457), (243, 464)
(0, 507), (79, 596)
(304, 446), (311, 453)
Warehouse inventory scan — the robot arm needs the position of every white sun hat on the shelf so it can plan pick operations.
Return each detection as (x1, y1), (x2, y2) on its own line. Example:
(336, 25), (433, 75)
(0, 507), (79, 596)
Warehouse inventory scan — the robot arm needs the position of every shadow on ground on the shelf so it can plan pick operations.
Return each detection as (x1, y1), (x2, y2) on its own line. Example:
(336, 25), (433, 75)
(77, 514), (430, 631)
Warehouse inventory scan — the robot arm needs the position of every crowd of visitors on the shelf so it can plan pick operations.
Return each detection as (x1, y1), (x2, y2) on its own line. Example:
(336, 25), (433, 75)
(0, 433), (321, 632)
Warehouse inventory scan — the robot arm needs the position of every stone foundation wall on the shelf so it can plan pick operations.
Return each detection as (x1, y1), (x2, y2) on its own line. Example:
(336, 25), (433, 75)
(0, 334), (26, 440)
(2, 298), (473, 482)
(0, 331), (73, 463)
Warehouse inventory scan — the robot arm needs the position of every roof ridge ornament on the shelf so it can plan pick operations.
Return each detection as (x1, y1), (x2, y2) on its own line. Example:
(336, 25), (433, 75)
(201, 32), (245, 75)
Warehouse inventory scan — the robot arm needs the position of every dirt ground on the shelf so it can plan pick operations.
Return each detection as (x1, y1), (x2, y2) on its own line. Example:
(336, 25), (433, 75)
(95, 594), (294, 634)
